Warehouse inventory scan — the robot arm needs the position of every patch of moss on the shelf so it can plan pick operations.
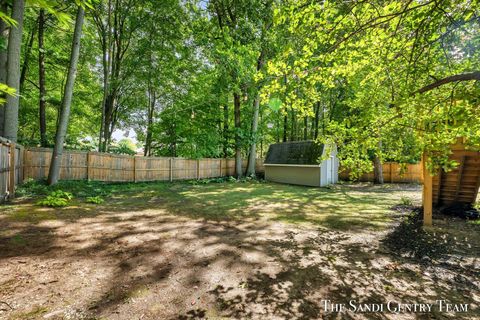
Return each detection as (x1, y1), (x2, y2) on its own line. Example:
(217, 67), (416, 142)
(11, 305), (49, 320)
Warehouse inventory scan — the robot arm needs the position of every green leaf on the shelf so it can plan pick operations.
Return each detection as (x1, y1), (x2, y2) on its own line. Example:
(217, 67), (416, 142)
(268, 97), (283, 111)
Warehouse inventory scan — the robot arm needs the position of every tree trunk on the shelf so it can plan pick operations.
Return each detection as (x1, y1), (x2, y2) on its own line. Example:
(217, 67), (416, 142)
(303, 116), (308, 140)
(0, 1), (9, 136)
(234, 92), (242, 178)
(102, 94), (115, 151)
(95, 0), (131, 152)
(38, 9), (47, 147)
(95, 0), (112, 152)
(144, 89), (155, 156)
(373, 140), (384, 184)
(3, 0), (25, 142)
(314, 101), (320, 139)
(246, 95), (260, 176)
(246, 51), (265, 176)
(20, 20), (37, 91)
(223, 104), (228, 157)
(98, 33), (109, 152)
(170, 122), (177, 157)
(282, 114), (287, 142)
(275, 116), (279, 143)
(289, 108), (295, 141)
(47, 6), (85, 185)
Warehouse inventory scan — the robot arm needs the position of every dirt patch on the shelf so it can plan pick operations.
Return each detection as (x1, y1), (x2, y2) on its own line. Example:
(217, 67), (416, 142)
(0, 182), (478, 319)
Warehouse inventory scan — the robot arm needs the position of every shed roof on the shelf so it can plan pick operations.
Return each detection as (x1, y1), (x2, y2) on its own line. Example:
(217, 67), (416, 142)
(265, 141), (324, 165)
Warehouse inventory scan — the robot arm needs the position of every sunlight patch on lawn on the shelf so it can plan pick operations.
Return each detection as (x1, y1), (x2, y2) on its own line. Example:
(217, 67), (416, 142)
(7, 180), (420, 231)
(176, 182), (411, 230)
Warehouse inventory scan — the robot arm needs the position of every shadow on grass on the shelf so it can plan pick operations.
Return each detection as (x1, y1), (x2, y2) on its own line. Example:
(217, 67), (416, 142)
(5, 180), (477, 319)
(0, 180), (416, 264)
(180, 217), (479, 319)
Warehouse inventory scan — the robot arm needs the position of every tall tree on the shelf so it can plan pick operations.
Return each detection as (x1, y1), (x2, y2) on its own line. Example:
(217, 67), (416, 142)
(263, 0), (480, 175)
(48, 5), (85, 185)
(222, 104), (229, 157)
(38, 8), (47, 146)
(246, 50), (265, 176)
(3, 0), (24, 142)
(19, 16), (37, 91)
(373, 141), (384, 184)
(144, 81), (155, 156)
(93, 0), (141, 151)
(233, 92), (242, 178)
(0, 1), (8, 136)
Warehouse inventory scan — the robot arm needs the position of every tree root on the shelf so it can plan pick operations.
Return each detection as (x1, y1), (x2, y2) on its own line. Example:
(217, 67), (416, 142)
(0, 301), (13, 310)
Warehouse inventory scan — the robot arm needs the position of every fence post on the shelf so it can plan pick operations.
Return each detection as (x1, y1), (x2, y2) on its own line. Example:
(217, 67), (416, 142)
(19, 146), (24, 183)
(219, 159), (222, 177)
(196, 159), (200, 180)
(86, 152), (91, 180)
(22, 148), (27, 182)
(422, 154), (433, 226)
(169, 158), (173, 182)
(8, 143), (15, 198)
(133, 156), (137, 183)
(390, 163), (393, 183)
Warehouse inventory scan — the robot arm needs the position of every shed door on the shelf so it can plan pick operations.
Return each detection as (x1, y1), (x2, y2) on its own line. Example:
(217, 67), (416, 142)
(325, 156), (336, 184)
(326, 157), (332, 184)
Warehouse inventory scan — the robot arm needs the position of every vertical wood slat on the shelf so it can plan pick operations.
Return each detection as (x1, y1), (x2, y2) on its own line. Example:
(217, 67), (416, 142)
(196, 159), (200, 180)
(389, 163), (393, 183)
(133, 156), (137, 183)
(474, 171), (480, 204)
(8, 143), (15, 198)
(0, 139), (22, 201)
(87, 152), (91, 180)
(434, 169), (442, 206)
(453, 156), (465, 202)
(422, 154), (433, 226)
(22, 146), (26, 184)
(1, 145), (5, 200)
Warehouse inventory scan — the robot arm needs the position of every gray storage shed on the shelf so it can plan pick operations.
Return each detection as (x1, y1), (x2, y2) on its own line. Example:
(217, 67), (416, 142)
(264, 141), (339, 187)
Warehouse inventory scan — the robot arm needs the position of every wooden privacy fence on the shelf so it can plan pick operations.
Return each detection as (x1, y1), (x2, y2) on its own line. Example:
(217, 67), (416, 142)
(339, 162), (423, 183)
(0, 138), (23, 202)
(1, 141), (426, 201)
(23, 148), (265, 183)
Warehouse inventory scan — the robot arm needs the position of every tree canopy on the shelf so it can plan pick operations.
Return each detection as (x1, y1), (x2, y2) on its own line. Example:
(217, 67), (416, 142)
(0, 0), (478, 178)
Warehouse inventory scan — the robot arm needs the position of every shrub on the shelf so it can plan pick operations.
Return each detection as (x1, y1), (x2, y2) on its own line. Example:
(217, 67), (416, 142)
(86, 196), (104, 204)
(37, 190), (73, 207)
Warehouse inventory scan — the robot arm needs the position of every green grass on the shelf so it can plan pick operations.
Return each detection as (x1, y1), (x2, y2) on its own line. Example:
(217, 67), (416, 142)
(7, 179), (419, 230)
(175, 182), (412, 229)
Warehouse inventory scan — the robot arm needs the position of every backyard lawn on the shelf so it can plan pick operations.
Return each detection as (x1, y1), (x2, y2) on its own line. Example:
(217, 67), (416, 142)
(0, 180), (479, 319)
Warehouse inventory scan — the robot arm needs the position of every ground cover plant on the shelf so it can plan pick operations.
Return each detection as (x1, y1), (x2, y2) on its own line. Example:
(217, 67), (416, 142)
(1, 180), (478, 319)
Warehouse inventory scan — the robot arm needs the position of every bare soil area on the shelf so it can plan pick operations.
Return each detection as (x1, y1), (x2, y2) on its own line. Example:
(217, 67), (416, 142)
(0, 181), (478, 319)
